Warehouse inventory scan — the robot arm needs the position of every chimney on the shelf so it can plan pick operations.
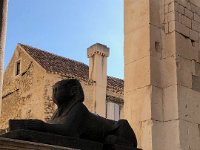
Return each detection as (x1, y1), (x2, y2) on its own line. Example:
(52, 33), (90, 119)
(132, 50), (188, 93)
(87, 43), (110, 117)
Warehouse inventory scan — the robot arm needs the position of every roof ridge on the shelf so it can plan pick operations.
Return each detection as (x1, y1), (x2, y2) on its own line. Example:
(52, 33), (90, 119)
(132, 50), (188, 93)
(107, 76), (123, 81)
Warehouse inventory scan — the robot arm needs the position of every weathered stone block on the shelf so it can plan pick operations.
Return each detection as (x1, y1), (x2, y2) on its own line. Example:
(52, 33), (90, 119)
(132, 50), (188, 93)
(124, 0), (149, 34)
(194, 48), (200, 63)
(125, 85), (163, 122)
(162, 32), (176, 58)
(186, 1), (192, 10)
(177, 0), (187, 8)
(124, 57), (150, 91)
(176, 32), (198, 60)
(165, 0), (174, 5)
(165, 23), (169, 33)
(169, 21), (190, 37)
(191, 3), (198, 13)
(185, 8), (193, 19)
(178, 85), (200, 123)
(177, 21), (190, 37)
(177, 57), (193, 88)
(177, 3), (185, 14)
(161, 56), (177, 88)
(161, 120), (181, 150)
(150, 57), (162, 87)
(189, 29), (199, 41)
(192, 75), (200, 92)
(169, 2), (178, 12)
(194, 13), (200, 23)
(140, 120), (153, 150)
(163, 85), (178, 121)
(177, 12), (182, 22)
(150, 0), (161, 27)
(190, 0), (200, 8)
(152, 120), (181, 150)
(181, 15), (191, 28)
(124, 87), (152, 123)
(166, 12), (176, 22)
(121, 119), (152, 150)
(192, 60), (200, 76)
(165, 5), (169, 14)
(151, 86), (163, 121)
(151, 121), (165, 150)
(124, 87), (153, 149)
(150, 25), (162, 59)
(192, 20), (200, 32)
(169, 20), (176, 32)
(179, 120), (200, 150)
(124, 25), (150, 65)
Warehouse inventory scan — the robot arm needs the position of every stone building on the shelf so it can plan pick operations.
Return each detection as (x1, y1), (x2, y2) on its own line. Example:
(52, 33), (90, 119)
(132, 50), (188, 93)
(0, 43), (124, 130)
(124, 0), (200, 149)
(2, 0), (200, 149)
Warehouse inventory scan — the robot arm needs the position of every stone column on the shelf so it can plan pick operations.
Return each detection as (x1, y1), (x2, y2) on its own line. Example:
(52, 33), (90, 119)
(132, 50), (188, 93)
(87, 43), (109, 117)
(124, 0), (200, 149)
(0, 0), (8, 116)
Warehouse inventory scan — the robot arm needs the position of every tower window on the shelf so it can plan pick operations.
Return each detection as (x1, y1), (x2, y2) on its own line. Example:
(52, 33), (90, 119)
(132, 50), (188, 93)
(15, 61), (21, 76)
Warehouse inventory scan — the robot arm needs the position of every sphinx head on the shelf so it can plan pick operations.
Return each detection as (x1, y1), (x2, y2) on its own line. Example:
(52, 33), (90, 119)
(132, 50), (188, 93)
(52, 79), (84, 106)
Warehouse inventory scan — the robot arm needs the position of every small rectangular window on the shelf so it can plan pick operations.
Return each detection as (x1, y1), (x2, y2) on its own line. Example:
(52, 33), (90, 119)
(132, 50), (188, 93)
(106, 101), (120, 121)
(15, 61), (21, 76)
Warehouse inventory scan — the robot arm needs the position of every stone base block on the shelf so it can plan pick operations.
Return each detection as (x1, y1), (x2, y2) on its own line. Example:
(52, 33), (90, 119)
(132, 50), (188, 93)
(0, 137), (75, 150)
(0, 130), (141, 150)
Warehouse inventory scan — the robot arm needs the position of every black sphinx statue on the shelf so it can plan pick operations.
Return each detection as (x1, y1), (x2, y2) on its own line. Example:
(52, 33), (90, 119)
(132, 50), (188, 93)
(1, 79), (140, 150)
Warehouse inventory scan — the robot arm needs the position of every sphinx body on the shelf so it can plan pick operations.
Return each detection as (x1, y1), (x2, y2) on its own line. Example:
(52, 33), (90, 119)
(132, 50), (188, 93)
(7, 79), (137, 147)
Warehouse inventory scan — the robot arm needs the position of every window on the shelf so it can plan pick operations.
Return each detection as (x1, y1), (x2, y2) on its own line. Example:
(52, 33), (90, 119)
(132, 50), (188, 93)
(15, 60), (21, 76)
(106, 101), (120, 121)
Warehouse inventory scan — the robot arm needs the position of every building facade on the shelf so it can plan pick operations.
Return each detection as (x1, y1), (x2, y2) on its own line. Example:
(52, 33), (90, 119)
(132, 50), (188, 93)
(0, 43), (124, 130)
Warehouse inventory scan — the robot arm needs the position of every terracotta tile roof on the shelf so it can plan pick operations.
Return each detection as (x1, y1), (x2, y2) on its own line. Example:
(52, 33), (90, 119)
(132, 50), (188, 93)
(107, 76), (124, 91)
(19, 44), (124, 90)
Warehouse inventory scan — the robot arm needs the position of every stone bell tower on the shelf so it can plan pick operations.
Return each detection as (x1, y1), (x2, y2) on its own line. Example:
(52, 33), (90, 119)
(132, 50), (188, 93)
(124, 0), (200, 149)
(87, 43), (110, 117)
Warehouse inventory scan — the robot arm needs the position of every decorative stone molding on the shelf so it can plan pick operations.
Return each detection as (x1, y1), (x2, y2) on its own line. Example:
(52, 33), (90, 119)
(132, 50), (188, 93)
(87, 43), (110, 57)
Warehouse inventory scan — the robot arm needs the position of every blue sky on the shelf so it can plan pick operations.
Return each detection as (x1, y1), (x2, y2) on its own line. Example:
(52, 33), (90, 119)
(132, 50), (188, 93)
(5, 0), (124, 78)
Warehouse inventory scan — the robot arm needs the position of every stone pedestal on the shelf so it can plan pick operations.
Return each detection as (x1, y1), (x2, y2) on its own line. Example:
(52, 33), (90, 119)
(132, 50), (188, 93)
(1, 130), (141, 150)
(0, 137), (76, 150)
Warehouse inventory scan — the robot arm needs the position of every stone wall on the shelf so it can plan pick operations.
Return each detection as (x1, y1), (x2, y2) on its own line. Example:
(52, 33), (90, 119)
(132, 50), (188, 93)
(43, 73), (95, 121)
(124, 0), (200, 149)
(124, 0), (164, 149)
(0, 46), (96, 128)
(0, 47), (46, 129)
(0, 46), (124, 130)
(43, 73), (124, 121)
(165, 0), (200, 149)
